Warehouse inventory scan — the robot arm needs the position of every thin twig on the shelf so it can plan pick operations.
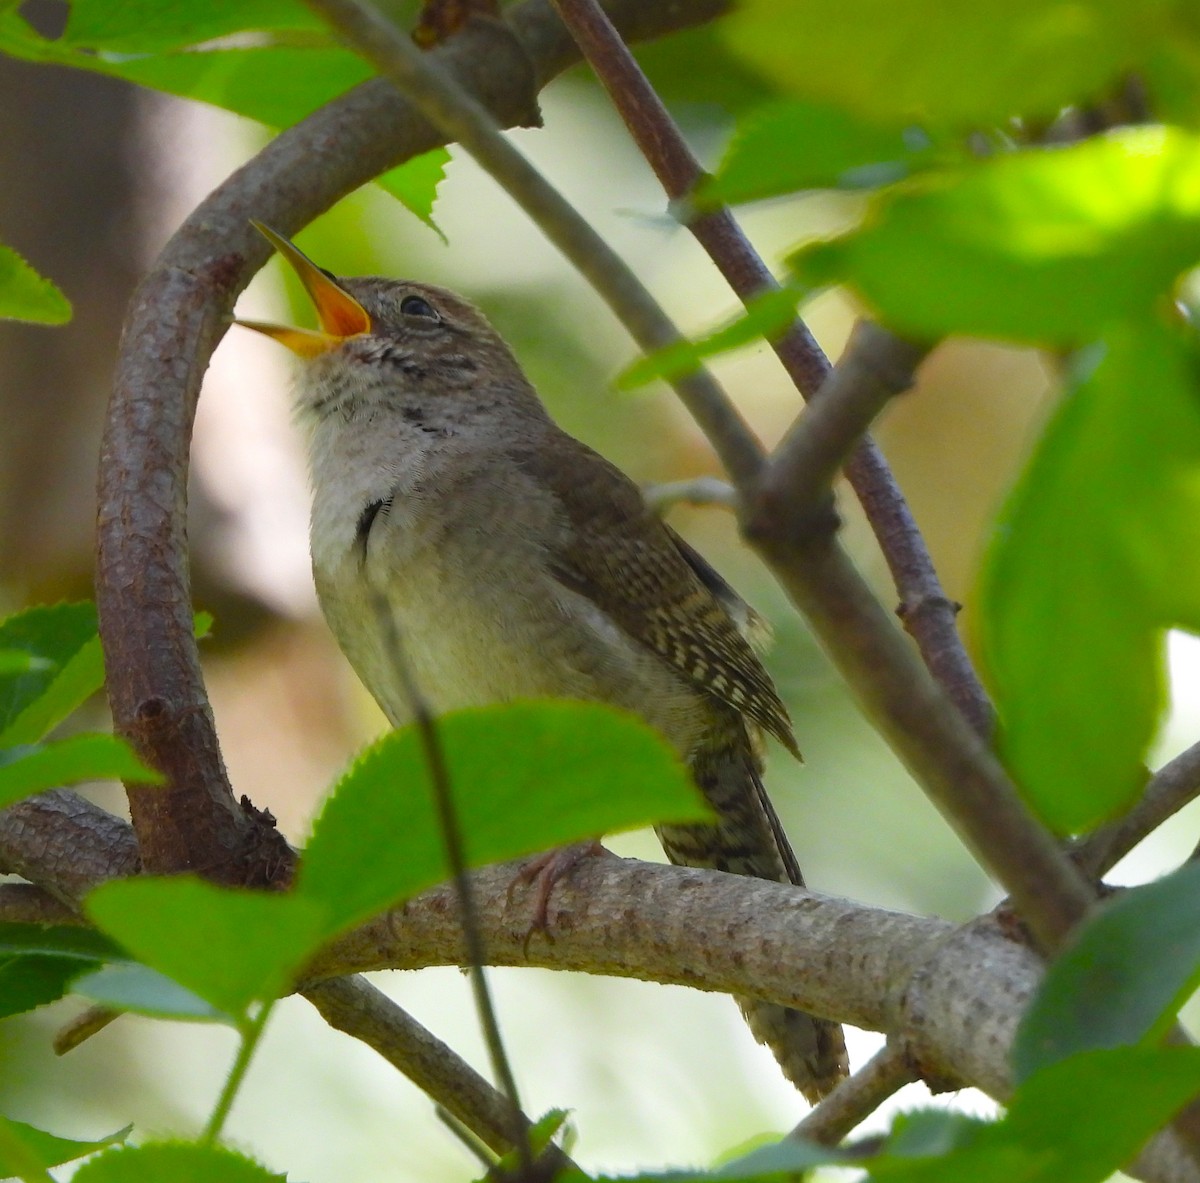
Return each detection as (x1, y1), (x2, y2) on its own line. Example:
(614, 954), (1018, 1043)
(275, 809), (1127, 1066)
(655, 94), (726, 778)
(53, 1006), (119, 1055)
(641, 475), (736, 514)
(790, 1042), (916, 1146)
(305, 975), (577, 1171)
(300, 0), (765, 488)
(370, 593), (533, 1175)
(752, 322), (930, 535)
(547, 0), (994, 739)
(1074, 743), (1200, 880)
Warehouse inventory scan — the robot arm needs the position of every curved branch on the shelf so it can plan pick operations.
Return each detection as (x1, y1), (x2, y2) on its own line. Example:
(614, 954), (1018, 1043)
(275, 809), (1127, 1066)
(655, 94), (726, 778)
(94, 0), (730, 878)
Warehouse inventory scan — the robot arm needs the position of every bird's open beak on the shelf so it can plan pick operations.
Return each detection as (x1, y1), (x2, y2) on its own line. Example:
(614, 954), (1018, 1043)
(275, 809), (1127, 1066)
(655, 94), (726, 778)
(234, 221), (371, 358)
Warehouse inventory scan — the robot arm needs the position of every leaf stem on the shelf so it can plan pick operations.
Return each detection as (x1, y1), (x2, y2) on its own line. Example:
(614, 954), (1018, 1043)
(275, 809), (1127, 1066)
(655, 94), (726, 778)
(201, 1000), (275, 1146)
(368, 593), (535, 1177)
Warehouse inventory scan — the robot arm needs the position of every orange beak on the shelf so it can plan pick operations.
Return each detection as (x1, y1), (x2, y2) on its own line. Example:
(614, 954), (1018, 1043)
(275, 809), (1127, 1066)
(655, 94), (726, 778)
(234, 221), (371, 358)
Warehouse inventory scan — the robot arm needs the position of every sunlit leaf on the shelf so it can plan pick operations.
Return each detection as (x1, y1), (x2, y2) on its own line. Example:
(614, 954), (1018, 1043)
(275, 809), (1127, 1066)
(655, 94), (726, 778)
(980, 319), (1200, 832)
(0, 735), (162, 808)
(0, 602), (101, 746)
(376, 148), (449, 238)
(792, 127), (1200, 345)
(723, 0), (1180, 127)
(63, 0), (324, 53)
(0, 242), (71, 325)
(86, 878), (325, 1016)
(298, 700), (706, 937)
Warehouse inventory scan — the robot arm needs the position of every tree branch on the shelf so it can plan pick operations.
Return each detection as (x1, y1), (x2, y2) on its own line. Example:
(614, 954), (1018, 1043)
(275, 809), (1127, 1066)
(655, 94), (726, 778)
(304, 975), (576, 1172)
(3, 794), (1196, 1183)
(790, 1043), (915, 1146)
(1074, 742), (1200, 880)
(547, 0), (993, 740)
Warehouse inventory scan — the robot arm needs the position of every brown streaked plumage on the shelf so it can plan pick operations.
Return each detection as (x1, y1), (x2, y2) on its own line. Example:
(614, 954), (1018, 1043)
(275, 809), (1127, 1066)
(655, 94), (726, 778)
(236, 225), (849, 1101)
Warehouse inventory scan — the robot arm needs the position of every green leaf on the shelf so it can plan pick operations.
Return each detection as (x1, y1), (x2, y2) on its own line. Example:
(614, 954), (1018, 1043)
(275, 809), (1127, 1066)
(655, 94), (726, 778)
(63, 0), (324, 53)
(1014, 862), (1200, 1082)
(697, 100), (934, 208)
(0, 243), (71, 325)
(991, 1048), (1200, 1183)
(0, 601), (102, 746)
(86, 877), (326, 1016)
(74, 964), (231, 1023)
(0, 735), (162, 808)
(298, 700), (706, 937)
(980, 319), (1200, 832)
(376, 148), (449, 237)
(632, 23), (781, 120)
(72, 1141), (284, 1183)
(0, 922), (129, 1019)
(722, 0), (1179, 127)
(0, 650), (49, 676)
(0, 954), (87, 1019)
(0, 1114), (129, 1174)
(0, 12), (371, 131)
(0, 923), (125, 962)
(618, 286), (804, 389)
(791, 126), (1200, 346)
(99, 45), (372, 130)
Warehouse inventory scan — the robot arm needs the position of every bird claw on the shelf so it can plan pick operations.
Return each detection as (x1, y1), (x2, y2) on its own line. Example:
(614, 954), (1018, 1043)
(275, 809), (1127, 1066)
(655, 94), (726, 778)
(509, 840), (606, 955)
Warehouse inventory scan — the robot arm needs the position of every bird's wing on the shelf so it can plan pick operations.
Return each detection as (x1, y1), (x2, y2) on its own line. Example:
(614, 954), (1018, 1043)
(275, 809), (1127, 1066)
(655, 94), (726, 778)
(507, 431), (798, 756)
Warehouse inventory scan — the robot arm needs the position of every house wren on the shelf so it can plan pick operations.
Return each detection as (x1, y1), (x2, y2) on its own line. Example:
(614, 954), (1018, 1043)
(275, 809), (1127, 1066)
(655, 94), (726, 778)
(236, 224), (848, 1102)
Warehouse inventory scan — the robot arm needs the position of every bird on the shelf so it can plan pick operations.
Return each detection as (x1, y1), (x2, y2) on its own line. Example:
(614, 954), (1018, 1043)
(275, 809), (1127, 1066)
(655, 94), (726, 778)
(235, 222), (849, 1102)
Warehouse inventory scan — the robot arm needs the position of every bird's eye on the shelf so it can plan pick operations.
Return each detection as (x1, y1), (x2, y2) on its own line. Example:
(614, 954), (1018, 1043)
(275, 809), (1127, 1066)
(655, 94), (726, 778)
(400, 295), (439, 320)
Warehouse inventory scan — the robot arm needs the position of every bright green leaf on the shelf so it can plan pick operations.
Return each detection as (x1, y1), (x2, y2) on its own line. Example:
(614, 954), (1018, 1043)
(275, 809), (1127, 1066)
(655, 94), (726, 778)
(0, 735), (162, 808)
(63, 0), (324, 53)
(791, 126), (1200, 345)
(92, 45), (373, 130)
(1014, 862), (1200, 1081)
(697, 100), (935, 208)
(0, 242), (71, 325)
(0, 1114), (129, 1174)
(0, 601), (101, 746)
(376, 148), (449, 238)
(980, 319), (1200, 832)
(0, 650), (48, 676)
(618, 286), (803, 388)
(74, 964), (232, 1023)
(723, 0), (1178, 127)
(298, 700), (706, 937)
(72, 1141), (284, 1183)
(86, 877), (325, 1016)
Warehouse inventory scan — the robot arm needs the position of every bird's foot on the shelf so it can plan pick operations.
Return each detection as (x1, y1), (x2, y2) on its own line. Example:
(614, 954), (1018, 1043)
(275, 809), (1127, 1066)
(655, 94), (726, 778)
(509, 840), (606, 954)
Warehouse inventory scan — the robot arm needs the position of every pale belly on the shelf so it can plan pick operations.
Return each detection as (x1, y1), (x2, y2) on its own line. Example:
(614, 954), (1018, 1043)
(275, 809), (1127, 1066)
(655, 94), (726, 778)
(314, 531), (708, 758)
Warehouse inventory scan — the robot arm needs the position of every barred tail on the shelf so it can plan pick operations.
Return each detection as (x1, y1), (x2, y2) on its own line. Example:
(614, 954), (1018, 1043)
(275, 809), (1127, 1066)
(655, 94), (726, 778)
(656, 716), (848, 1102)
